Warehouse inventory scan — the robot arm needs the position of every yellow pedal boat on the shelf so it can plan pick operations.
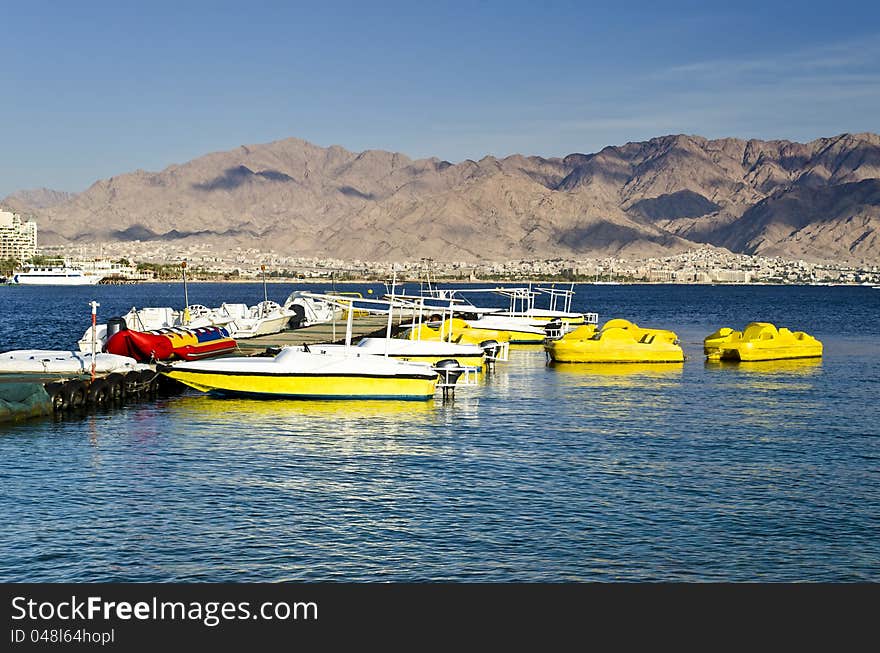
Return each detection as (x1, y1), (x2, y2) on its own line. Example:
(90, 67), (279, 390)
(545, 318), (684, 363)
(703, 322), (823, 361)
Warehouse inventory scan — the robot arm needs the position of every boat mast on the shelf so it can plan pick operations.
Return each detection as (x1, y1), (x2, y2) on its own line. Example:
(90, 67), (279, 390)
(261, 264), (268, 317)
(344, 297), (354, 351)
(384, 269), (397, 357)
(181, 260), (190, 325)
(89, 300), (100, 381)
(447, 298), (455, 343)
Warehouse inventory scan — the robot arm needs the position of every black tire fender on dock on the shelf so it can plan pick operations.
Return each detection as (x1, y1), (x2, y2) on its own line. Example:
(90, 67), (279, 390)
(139, 370), (160, 396)
(65, 381), (87, 409)
(123, 371), (140, 395)
(104, 373), (124, 401)
(138, 370), (156, 390)
(44, 382), (68, 412)
(87, 379), (109, 406)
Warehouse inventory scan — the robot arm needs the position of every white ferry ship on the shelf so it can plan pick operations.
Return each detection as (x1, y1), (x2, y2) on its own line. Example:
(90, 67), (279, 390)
(11, 261), (106, 286)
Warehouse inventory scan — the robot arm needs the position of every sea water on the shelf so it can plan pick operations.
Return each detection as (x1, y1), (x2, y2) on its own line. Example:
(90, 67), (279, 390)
(0, 282), (877, 581)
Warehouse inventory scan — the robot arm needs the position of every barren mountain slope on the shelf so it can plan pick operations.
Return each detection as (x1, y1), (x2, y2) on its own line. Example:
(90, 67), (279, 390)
(7, 132), (878, 262)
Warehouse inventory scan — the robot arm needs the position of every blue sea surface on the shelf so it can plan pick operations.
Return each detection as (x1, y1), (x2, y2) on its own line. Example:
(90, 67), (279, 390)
(0, 282), (878, 581)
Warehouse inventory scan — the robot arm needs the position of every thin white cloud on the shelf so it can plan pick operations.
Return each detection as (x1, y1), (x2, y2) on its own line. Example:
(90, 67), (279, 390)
(520, 33), (880, 154)
(653, 33), (880, 81)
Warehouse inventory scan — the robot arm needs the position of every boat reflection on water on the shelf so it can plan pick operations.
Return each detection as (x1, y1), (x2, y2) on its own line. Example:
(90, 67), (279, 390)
(164, 394), (464, 457)
(548, 361), (684, 388)
(172, 394), (439, 420)
(508, 343), (546, 352)
(705, 357), (823, 376)
(167, 394), (443, 440)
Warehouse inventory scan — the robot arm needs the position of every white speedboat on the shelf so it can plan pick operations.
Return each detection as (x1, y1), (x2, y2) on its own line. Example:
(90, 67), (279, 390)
(283, 290), (343, 328)
(159, 280), (475, 400)
(0, 350), (146, 375)
(11, 262), (105, 286)
(390, 290), (538, 343)
(77, 305), (221, 353)
(293, 291), (491, 370)
(78, 300), (292, 353)
(495, 285), (598, 326)
(284, 289), (485, 389)
(415, 285), (597, 342)
(158, 347), (440, 400)
(211, 301), (293, 338)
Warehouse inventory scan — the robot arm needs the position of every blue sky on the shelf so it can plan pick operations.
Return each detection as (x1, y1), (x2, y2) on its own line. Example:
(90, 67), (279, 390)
(1, 0), (878, 196)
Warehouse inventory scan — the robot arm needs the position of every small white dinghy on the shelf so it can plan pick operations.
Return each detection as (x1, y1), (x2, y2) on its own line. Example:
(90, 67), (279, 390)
(0, 350), (147, 375)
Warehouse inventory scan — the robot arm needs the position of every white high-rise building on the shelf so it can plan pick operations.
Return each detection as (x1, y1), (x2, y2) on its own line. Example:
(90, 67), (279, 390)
(0, 210), (38, 261)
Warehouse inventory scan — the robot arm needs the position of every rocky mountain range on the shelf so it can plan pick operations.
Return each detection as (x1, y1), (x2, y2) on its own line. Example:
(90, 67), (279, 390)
(4, 132), (879, 263)
(3, 188), (75, 211)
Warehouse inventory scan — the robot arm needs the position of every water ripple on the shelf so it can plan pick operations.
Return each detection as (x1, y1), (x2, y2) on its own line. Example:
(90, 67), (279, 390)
(1, 284), (878, 581)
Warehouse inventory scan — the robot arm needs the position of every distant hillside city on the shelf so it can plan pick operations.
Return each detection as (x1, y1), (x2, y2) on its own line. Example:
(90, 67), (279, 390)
(1, 205), (878, 285)
(26, 238), (880, 286)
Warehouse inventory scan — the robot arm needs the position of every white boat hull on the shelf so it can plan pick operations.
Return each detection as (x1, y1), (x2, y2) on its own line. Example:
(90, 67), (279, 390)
(310, 338), (487, 369)
(0, 350), (146, 375)
(226, 313), (292, 339)
(12, 274), (104, 286)
(159, 347), (439, 400)
(76, 301), (289, 353)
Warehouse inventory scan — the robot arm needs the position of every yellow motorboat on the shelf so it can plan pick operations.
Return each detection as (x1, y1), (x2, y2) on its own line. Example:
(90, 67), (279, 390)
(462, 315), (548, 344)
(545, 318), (684, 363)
(336, 292), (371, 319)
(310, 338), (488, 373)
(514, 312), (588, 325)
(703, 322), (823, 361)
(158, 347), (440, 400)
(403, 318), (511, 347)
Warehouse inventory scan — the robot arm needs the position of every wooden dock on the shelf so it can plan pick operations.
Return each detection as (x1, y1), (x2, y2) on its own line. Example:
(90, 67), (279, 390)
(233, 315), (409, 353)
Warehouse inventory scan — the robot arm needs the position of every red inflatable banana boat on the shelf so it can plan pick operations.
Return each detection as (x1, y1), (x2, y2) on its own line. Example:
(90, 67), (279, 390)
(106, 326), (237, 362)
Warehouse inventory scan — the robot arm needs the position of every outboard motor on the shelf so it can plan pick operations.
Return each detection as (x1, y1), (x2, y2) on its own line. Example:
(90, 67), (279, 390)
(288, 303), (306, 329)
(544, 319), (563, 340)
(106, 316), (128, 340)
(434, 358), (464, 397)
(479, 339), (502, 360)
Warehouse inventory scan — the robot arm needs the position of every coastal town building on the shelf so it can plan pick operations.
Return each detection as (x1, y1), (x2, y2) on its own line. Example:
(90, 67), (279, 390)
(0, 210), (38, 262)
(37, 240), (880, 285)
